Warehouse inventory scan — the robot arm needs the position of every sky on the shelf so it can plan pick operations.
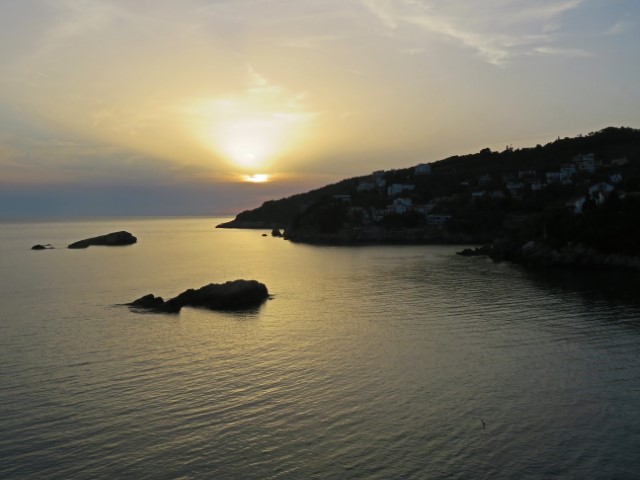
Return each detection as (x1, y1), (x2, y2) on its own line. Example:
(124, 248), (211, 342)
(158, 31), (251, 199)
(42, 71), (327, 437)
(1, 0), (639, 217)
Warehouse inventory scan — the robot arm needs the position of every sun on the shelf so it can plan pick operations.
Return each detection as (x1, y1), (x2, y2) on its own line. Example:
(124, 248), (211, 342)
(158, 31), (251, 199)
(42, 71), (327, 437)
(242, 173), (270, 183)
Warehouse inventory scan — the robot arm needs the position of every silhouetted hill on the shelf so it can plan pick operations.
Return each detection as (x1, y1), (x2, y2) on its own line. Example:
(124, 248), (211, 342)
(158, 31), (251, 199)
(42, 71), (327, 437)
(218, 127), (640, 237)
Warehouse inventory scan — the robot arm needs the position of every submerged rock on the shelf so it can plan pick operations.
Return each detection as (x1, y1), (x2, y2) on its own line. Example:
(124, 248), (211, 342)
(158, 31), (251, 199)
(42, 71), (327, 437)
(68, 231), (137, 249)
(271, 228), (283, 237)
(127, 279), (269, 313)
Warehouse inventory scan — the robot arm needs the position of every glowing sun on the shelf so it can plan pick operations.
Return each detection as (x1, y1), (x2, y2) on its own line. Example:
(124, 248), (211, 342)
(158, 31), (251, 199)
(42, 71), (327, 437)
(242, 173), (270, 183)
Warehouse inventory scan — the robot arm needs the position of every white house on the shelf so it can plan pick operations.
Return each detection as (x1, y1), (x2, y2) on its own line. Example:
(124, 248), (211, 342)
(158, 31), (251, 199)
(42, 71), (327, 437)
(574, 153), (596, 173)
(529, 180), (544, 191)
(560, 164), (576, 184)
(506, 181), (525, 194)
(471, 190), (486, 199)
(567, 196), (587, 214)
(357, 181), (376, 192)
(391, 197), (412, 214)
(546, 172), (563, 184)
(372, 171), (386, 187)
(589, 182), (615, 205)
(415, 163), (432, 175)
(333, 194), (351, 203)
(610, 173), (623, 184)
(387, 183), (415, 196)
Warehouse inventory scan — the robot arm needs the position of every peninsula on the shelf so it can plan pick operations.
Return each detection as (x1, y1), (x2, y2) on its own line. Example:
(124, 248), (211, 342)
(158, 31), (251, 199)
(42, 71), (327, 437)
(218, 127), (640, 266)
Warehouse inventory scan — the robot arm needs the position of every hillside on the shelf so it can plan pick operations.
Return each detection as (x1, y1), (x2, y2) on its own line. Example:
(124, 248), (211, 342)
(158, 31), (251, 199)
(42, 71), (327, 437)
(217, 127), (640, 257)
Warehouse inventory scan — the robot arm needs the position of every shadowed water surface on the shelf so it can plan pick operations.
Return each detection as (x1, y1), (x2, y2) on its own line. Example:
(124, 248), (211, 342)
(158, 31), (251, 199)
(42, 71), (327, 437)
(1, 217), (639, 479)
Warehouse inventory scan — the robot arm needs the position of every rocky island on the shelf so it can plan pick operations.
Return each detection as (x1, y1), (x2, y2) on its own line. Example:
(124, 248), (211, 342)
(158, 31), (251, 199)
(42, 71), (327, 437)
(68, 231), (137, 249)
(218, 127), (640, 268)
(127, 279), (270, 313)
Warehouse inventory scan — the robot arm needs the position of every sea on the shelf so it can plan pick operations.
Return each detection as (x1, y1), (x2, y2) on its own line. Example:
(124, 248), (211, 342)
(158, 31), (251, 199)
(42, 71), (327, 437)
(1, 217), (639, 479)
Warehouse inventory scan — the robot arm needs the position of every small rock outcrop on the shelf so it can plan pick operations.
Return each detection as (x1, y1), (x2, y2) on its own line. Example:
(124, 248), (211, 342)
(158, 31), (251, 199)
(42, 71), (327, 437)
(68, 231), (137, 249)
(127, 279), (270, 313)
(456, 245), (491, 257)
(271, 228), (283, 237)
(31, 244), (54, 250)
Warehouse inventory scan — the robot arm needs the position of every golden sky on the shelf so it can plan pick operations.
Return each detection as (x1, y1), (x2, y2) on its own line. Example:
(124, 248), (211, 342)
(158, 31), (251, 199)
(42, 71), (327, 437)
(1, 0), (639, 216)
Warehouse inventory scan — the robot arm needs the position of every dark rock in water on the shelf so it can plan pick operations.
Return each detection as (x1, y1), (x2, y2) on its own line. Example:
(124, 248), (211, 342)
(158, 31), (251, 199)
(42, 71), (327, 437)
(127, 279), (269, 313)
(68, 231), (137, 249)
(128, 294), (165, 310)
(271, 228), (283, 237)
(262, 233), (268, 237)
(456, 245), (491, 257)
(32, 244), (54, 250)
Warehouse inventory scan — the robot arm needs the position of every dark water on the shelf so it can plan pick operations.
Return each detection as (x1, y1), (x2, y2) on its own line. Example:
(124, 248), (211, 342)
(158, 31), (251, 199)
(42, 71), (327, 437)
(1, 218), (639, 479)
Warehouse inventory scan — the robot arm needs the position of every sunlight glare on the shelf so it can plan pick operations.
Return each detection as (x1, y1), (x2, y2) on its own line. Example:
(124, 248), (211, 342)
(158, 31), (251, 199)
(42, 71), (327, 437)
(242, 173), (270, 183)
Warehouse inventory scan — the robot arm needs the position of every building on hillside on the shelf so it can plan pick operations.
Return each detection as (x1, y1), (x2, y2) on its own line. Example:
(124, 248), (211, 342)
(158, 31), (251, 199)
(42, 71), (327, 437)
(546, 172), (563, 184)
(415, 163), (432, 175)
(478, 174), (492, 186)
(426, 214), (452, 226)
(372, 171), (386, 187)
(528, 179), (544, 191)
(506, 181), (525, 195)
(387, 183), (415, 196)
(356, 181), (376, 192)
(560, 164), (576, 184)
(589, 182), (615, 205)
(333, 194), (352, 203)
(567, 196), (587, 214)
(611, 156), (629, 167)
(610, 173), (623, 184)
(414, 204), (436, 216)
(574, 153), (596, 173)
(518, 170), (537, 179)
(391, 197), (412, 214)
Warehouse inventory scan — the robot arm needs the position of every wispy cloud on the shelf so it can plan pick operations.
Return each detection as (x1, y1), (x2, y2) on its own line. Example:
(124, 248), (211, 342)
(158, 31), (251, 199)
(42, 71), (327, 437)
(359, 0), (588, 65)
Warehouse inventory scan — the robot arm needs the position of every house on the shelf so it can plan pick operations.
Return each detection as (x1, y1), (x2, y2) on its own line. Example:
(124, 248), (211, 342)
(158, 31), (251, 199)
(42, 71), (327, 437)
(414, 204), (435, 216)
(372, 171), (386, 187)
(478, 174), (492, 186)
(391, 197), (412, 214)
(426, 214), (452, 226)
(567, 196), (587, 214)
(506, 181), (525, 195)
(387, 183), (415, 196)
(471, 190), (486, 199)
(574, 153), (596, 173)
(611, 156), (629, 167)
(415, 163), (432, 175)
(356, 181), (376, 192)
(610, 173), (623, 184)
(560, 164), (576, 184)
(546, 172), (563, 184)
(589, 182), (615, 205)
(518, 170), (537, 179)
(528, 179), (544, 191)
(333, 194), (352, 203)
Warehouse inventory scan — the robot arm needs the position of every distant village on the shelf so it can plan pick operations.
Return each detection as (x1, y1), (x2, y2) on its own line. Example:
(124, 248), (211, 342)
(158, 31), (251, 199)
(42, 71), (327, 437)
(330, 152), (631, 228)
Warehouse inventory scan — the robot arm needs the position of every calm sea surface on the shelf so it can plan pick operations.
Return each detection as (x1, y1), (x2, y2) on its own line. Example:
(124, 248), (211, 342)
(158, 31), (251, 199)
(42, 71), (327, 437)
(1, 217), (639, 479)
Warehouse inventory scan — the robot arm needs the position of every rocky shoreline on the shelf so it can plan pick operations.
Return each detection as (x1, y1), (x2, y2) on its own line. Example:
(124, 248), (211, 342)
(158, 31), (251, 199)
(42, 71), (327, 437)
(458, 239), (640, 270)
(283, 226), (491, 245)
